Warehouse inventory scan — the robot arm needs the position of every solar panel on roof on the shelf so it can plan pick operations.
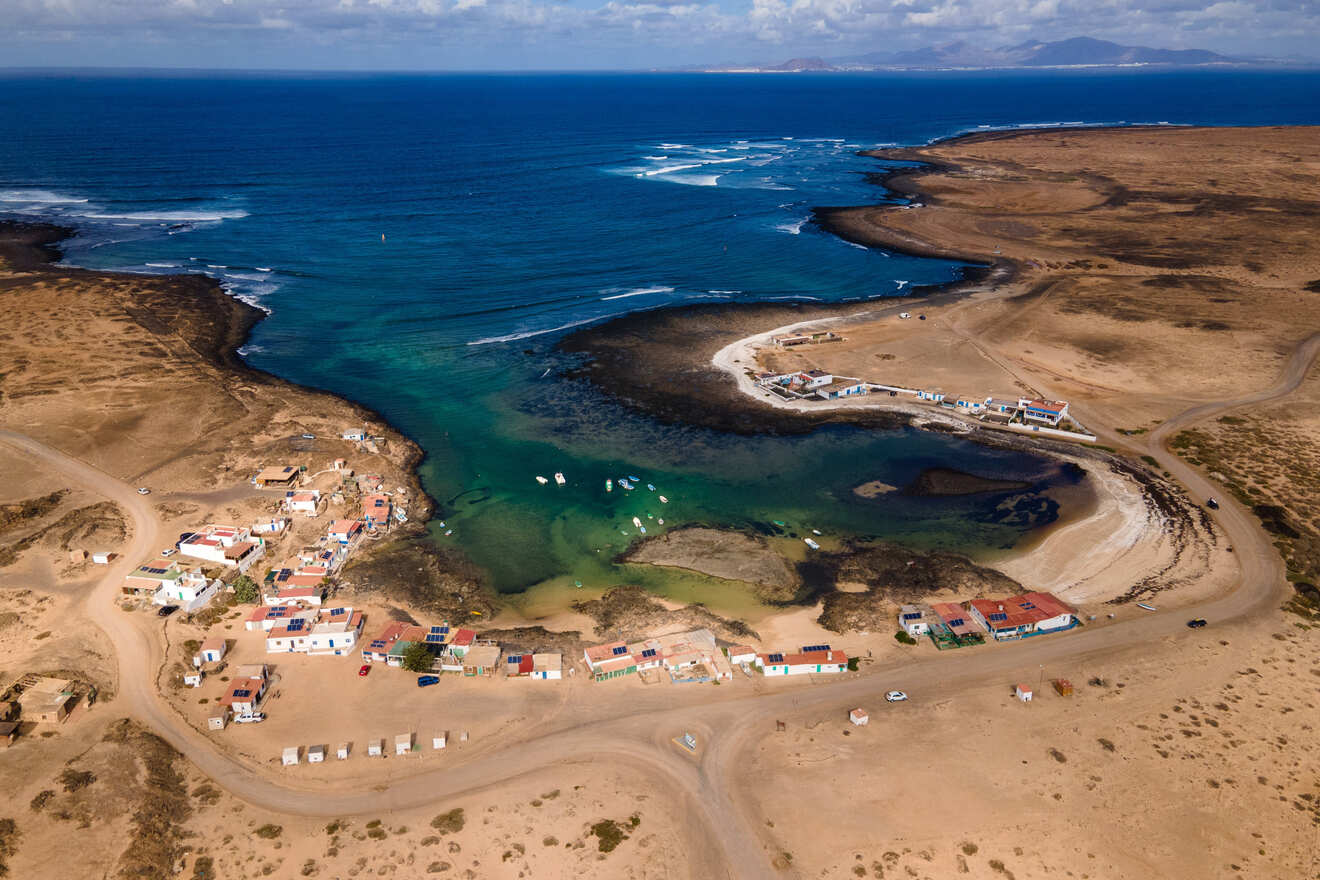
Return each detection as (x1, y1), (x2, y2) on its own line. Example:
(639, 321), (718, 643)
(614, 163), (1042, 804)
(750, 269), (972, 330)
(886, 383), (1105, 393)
(767, 653), (785, 663)
(611, 645), (628, 656)
(430, 626), (444, 633)
(424, 634), (442, 643)
(369, 640), (387, 649)
(233, 688), (250, 698)
(989, 612), (1007, 622)
(640, 648), (657, 658)
(802, 643), (830, 652)
(1020, 602), (1036, 609)
(507, 655), (522, 663)
(328, 607), (345, 615)
(949, 618), (965, 627)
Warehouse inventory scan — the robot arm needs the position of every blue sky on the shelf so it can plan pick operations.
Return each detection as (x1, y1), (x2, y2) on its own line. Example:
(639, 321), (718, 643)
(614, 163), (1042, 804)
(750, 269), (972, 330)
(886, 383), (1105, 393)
(1, 0), (1315, 70)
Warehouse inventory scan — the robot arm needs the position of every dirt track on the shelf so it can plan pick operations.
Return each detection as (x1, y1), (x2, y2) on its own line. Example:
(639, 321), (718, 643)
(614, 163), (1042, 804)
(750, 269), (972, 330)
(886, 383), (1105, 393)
(2, 321), (1312, 877)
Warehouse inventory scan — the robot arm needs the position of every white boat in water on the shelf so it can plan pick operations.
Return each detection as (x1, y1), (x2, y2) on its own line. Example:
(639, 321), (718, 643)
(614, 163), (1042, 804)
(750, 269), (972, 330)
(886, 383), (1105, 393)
(639, 526), (647, 534)
(647, 484), (656, 491)
(657, 518), (664, 525)
(536, 476), (548, 485)
(803, 537), (820, 550)
(632, 516), (642, 529)
(554, 472), (566, 485)
(619, 479), (634, 490)
(658, 495), (668, 503)
(811, 529), (822, 536)
(605, 479), (613, 492)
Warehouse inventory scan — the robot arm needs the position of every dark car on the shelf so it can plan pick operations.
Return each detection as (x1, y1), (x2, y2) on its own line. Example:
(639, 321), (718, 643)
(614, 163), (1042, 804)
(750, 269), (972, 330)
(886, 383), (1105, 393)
(918, 314), (927, 320)
(1187, 618), (1208, 629)
(157, 605), (179, 618)
(1206, 498), (1220, 510)
(416, 675), (440, 687)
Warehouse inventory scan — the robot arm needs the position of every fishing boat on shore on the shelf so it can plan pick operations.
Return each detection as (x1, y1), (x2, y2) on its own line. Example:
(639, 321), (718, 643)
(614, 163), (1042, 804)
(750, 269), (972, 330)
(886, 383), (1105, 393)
(1136, 602), (1157, 612)
(803, 537), (820, 550)
(536, 476), (548, 485)
(554, 472), (566, 485)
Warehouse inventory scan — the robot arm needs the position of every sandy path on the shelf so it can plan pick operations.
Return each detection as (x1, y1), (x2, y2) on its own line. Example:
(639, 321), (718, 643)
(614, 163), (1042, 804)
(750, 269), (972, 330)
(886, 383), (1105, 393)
(1, 324), (1314, 877)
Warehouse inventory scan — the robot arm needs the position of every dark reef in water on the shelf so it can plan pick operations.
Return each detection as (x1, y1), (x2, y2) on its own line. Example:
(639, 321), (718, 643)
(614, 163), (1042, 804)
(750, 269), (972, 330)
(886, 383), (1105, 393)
(902, 467), (1033, 497)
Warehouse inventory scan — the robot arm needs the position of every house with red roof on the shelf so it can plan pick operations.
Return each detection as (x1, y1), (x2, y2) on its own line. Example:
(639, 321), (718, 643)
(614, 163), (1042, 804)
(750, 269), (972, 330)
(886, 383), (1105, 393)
(755, 647), (848, 677)
(362, 493), (392, 527)
(966, 592), (1076, 641)
(1018, 397), (1071, 426)
(220, 667), (268, 715)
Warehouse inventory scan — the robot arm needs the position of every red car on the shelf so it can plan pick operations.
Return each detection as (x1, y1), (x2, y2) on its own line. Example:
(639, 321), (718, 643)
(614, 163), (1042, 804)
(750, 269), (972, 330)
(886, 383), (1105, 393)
(358, 664), (371, 677)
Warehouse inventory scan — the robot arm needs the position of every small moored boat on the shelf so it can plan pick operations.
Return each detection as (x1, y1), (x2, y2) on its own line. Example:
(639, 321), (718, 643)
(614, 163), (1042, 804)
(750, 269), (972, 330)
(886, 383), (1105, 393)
(657, 518), (664, 525)
(803, 537), (820, 550)
(627, 475), (640, 483)
(632, 516), (642, 529)
(536, 476), (548, 485)
(658, 495), (668, 503)
(554, 472), (566, 485)
(647, 483), (656, 492)
(811, 529), (822, 536)
(619, 479), (634, 490)
(605, 479), (613, 492)
(639, 526), (647, 534)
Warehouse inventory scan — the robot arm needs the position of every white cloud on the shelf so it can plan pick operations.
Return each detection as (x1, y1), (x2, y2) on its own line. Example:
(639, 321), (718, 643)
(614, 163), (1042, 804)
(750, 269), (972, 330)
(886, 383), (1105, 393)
(1, 0), (1313, 65)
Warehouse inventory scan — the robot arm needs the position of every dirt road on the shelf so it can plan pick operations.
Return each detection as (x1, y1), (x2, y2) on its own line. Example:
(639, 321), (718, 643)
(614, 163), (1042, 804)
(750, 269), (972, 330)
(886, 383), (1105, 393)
(1, 322), (1313, 879)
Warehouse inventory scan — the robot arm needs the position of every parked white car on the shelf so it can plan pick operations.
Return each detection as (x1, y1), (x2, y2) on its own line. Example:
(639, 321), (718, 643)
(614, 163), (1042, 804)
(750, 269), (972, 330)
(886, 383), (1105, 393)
(160, 548), (176, 557)
(899, 312), (912, 319)
(234, 713), (266, 724)
(137, 487), (151, 495)
(885, 691), (908, 703)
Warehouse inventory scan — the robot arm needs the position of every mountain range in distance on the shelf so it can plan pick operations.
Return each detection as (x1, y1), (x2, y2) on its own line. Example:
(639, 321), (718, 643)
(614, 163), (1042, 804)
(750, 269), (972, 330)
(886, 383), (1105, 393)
(696, 36), (1305, 73)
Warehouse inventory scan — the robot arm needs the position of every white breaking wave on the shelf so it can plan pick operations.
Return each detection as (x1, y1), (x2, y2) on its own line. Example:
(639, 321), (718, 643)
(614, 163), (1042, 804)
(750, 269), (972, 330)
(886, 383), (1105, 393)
(707, 289), (741, 294)
(665, 174), (721, 187)
(775, 217), (808, 235)
(640, 163), (703, 177)
(144, 262), (179, 268)
(895, 280), (909, 289)
(81, 208), (248, 222)
(467, 316), (604, 346)
(642, 155), (669, 160)
(600, 286), (675, 301)
(0, 189), (89, 204)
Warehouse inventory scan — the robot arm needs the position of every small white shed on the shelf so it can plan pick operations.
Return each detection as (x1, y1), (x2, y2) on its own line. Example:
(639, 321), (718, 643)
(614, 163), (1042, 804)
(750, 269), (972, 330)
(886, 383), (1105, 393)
(395, 733), (412, 756)
(849, 707), (869, 726)
(367, 738), (383, 757)
(207, 712), (227, 731)
(1015, 683), (1033, 703)
(282, 746), (300, 766)
(727, 646), (757, 665)
(336, 742), (350, 760)
(183, 672), (203, 688)
(459, 730), (469, 743)
(308, 745), (325, 763)
(432, 733), (447, 750)
(92, 552), (112, 565)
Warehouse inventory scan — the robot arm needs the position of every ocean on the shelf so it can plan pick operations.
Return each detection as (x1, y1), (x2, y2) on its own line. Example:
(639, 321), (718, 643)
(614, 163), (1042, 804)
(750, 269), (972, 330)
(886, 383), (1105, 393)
(3, 69), (1318, 610)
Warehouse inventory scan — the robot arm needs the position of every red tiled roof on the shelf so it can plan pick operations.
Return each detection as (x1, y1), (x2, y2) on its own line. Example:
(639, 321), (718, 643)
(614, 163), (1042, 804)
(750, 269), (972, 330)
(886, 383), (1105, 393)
(969, 592), (1075, 630)
(585, 641), (628, 663)
(930, 602), (981, 637)
(452, 628), (476, 646)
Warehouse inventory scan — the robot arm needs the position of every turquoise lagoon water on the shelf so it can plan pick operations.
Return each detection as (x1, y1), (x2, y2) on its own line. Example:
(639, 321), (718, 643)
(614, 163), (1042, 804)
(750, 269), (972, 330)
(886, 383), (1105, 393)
(3, 70), (1319, 610)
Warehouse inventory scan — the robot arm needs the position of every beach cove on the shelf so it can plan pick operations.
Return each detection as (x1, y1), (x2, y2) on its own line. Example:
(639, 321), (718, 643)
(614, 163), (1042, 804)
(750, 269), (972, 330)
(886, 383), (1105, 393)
(3, 72), (1319, 621)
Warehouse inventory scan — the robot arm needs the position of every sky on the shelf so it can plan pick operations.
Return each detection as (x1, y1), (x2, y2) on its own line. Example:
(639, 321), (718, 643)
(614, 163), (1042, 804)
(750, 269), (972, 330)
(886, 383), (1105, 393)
(0, 0), (1316, 70)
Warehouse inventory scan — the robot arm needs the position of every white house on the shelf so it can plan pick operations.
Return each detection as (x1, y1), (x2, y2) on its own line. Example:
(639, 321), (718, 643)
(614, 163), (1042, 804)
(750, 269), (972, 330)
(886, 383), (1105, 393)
(755, 648), (849, 677)
(327, 519), (363, 545)
(262, 583), (325, 607)
(245, 605), (317, 632)
(796, 370), (833, 391)
(178, 525), (265, 573)
(306, 609), (365, 656)
(531, 653), (562, 680)
(953, 395), (986, 415)
(1018, 397), (1071, 426)
(395, 733), (412, 756)
(308, 745), (325, 763)
(151, 569), (222, 613)
(197, 637), (227, 665)
(284, 490), (321, 517)
(220, 667), (268, 715)
(916, 389), (946, 403)
(728, 645), (757, 665)
(282, 747), (300, 766)
(367, 739), (383, 757)
(341, 428), (367, 442)
(899, 605), (930, 637)
(814, 378), (870, 400)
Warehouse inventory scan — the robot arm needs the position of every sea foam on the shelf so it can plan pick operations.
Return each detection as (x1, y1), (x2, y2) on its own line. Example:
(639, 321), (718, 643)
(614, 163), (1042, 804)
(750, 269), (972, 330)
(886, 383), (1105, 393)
(599, 286), (675, 301)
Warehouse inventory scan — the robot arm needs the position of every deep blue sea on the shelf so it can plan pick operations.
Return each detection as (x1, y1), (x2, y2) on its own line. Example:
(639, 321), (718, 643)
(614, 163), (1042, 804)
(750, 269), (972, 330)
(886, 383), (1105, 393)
(3, 70), (1318, 611)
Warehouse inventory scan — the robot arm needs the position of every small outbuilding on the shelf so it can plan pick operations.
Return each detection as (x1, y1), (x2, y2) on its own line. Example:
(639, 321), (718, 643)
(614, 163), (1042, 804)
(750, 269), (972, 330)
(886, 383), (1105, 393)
(308, 745), (325, 763)
(337, 742), (350, 760)
(282, 746), (300, 766)
(1052, 678), (1074, 697)
(395, 733), (412, 756)
(183, 672), (203, 688)
(432, 733), (447, 750)
(1015, 684), (1033, 703)
(92, 552), (112, 565)
(207, 712), (227, 731)
(727, 645), (757, 665)
(849, 708), (869, 726)
(0, 721), (19, 747)
(367, 738), (383, 757)
(199, 637), (227, 664)
(531, 653), (562, 680)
